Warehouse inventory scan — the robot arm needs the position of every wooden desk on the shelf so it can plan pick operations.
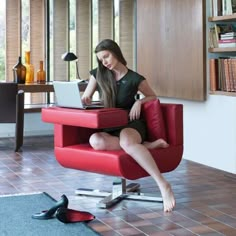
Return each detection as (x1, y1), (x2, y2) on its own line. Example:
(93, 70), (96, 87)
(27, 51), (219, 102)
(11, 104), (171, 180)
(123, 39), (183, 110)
(17, 81), (88, 112)
(18, 83), (54, 93)
(17, 81), (87, 93)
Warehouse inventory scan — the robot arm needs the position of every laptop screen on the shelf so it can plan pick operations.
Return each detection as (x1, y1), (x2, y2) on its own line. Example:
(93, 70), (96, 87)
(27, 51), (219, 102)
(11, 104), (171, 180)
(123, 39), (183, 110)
(53, 81), (103, 109)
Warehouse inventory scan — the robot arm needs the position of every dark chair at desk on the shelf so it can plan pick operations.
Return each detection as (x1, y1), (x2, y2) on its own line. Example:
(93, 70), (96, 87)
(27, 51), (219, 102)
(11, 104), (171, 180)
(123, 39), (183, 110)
(0, 83), (24, 151)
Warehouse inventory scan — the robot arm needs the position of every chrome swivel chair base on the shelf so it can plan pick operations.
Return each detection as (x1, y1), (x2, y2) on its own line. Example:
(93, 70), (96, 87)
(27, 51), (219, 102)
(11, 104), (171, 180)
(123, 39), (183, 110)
(75, 178), (163, 208)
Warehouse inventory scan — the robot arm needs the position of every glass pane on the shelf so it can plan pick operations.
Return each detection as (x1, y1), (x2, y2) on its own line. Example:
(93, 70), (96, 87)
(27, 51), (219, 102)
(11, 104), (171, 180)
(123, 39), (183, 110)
(21, 0), (30, 62)
(114, 0), (119, 44)
(48, 0), (53, 82)
(0, 0), (6, 81)
(70, 0), (76, 81)
(92, 0), (98, 68)
(21, 0), (30, 104)
(49, 0), (54, 102)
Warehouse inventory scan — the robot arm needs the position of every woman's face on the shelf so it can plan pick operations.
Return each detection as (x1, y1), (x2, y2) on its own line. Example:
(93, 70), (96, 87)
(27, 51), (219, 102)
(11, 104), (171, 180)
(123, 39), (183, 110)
(96, 50), (119, 70)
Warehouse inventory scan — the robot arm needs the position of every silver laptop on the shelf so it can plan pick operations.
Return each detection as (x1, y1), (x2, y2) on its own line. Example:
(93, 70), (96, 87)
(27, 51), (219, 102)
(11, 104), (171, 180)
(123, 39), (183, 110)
(53, 81), (103, 109)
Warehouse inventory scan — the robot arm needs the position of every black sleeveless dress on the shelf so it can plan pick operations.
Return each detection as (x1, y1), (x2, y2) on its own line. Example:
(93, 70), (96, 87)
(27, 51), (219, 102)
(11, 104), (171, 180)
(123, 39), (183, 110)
(90, 68), (147, 142)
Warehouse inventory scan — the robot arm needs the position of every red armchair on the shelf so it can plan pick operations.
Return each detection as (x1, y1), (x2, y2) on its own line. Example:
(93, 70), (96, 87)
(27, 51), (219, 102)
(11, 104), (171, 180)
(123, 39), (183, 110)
(42, 100), (183, 208)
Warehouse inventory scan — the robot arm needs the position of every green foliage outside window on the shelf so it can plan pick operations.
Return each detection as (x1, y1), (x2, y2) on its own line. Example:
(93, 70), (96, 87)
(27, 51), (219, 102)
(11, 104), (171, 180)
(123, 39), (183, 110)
(0, 1), (5, 81)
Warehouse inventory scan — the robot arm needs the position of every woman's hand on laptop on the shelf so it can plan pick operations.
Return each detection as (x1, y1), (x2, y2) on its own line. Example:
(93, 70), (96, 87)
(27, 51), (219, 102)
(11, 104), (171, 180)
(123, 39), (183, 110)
(81, 96), (92, 105)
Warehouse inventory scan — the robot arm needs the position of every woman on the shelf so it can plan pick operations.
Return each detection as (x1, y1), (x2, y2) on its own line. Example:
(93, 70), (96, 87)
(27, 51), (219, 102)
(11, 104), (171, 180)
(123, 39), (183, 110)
(82, 39), (175, 212)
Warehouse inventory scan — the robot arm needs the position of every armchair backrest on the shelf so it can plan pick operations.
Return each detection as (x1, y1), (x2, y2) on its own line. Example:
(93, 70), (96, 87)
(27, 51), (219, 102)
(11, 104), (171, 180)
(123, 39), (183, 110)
(161, 103), (183, 146)
(142, 99), (183, 146)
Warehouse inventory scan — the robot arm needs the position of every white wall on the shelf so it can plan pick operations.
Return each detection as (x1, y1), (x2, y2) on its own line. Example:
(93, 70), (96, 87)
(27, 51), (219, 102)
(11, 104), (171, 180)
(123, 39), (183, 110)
(0, 113), (53, 137)
(160, 96), (236, 174)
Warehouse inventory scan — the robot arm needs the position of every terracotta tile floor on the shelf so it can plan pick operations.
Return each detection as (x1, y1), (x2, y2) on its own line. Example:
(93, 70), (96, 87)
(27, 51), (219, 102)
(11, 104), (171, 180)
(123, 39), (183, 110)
(0, 135), (235, 236)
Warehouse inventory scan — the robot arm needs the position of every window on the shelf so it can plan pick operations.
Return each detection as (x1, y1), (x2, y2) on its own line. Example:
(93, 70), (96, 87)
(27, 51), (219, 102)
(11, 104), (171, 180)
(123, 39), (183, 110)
(0, 0), (6, 81)
(1, 0), (136, 105)
(22, 0), (30, 57)
(92, 0), (98, 68)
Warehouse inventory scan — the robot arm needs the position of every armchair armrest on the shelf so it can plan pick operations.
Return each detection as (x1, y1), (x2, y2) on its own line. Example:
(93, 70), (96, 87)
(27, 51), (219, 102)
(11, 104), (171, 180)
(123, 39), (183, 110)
(42, 107), (128, 147)
(42, 107), (128, 128)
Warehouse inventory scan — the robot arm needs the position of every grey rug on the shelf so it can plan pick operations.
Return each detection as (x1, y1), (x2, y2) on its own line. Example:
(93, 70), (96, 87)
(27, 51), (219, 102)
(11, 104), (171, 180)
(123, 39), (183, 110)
(0, 192), (100, 236)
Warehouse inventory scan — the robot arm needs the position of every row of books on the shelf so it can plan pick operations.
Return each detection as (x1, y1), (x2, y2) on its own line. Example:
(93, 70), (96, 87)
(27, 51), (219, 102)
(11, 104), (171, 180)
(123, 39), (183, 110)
(209, 23), (236, 48)
(209, 58), (236, 92)
(211, 0), (236, 16)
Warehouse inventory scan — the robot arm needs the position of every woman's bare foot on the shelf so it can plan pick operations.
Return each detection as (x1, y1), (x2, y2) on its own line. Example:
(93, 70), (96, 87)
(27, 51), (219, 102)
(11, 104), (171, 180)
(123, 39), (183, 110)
(144, 138), (169, 149)
(159, 182), (175, 212)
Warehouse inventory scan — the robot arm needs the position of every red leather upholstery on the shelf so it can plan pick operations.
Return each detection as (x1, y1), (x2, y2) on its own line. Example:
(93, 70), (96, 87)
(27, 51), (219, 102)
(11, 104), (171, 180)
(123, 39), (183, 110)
(41, 107), (128, 129)
(42, 103), (183, 180)
(142, 99), (167, 141)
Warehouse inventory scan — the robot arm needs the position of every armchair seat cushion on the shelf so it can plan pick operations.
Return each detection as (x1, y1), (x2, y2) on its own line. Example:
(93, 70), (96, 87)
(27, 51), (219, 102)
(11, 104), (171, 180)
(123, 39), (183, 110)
(55, 144), (183, 180)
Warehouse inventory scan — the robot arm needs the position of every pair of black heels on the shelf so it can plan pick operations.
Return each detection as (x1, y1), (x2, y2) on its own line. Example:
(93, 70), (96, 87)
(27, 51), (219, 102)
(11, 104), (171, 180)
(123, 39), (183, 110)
(32, 194), (95, 223)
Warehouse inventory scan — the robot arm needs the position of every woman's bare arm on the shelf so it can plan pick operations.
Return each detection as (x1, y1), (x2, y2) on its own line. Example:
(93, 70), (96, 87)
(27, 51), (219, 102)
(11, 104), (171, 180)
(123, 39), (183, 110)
(129, 80), (157, 120)
(81, 75), (97, 105)
(138, 80), (157, 104)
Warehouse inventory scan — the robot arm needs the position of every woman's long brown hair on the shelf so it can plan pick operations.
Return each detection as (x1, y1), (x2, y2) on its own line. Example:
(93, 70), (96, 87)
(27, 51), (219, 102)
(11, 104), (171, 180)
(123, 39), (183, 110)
(95, 39), (127, 107)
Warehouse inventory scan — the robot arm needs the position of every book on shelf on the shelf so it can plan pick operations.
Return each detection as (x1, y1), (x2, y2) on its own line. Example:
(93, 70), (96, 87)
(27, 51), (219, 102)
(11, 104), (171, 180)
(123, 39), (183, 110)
(208, 25), (221, 48)
(209, 27), (218, 48)
(232, 0), (236, 12)
(219, 42), (236, 47)
(221, 31), (236, 36)
(219, 38), (236, 43)
(209, 23), (236, 48)
(209, 57), (236, 92)
(211, 0), (236, 16)
(211, 0), (223, 16)
(220, 32), (236, 39)
(220, 36), (236, 40)
(218, 38), (236, 47)
(228, 58), (236, 91)
(230, 58), (236, 90)
(218, 58), (226, 90)
(223, 58), (232, 91)
(209, 58), (218, 91)
(210, 23), (236, 47)
(222, 0), (233, 15)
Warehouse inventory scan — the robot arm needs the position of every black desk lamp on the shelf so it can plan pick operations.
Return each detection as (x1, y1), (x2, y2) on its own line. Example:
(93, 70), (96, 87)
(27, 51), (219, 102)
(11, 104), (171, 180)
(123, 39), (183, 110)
(61, 52), (81, 81)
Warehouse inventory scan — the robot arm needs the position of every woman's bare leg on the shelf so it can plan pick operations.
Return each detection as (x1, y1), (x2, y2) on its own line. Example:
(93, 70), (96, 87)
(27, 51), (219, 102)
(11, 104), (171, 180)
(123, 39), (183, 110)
(119, 128), (175, 212)
(89, 132), (121, 150)
(90, 133), (169, 151)
(143, 138), (169, 149)
(89, 130), (175, 212)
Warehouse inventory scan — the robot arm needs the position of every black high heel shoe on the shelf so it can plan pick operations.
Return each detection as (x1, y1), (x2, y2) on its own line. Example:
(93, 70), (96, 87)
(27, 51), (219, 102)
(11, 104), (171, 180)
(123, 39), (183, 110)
(55, 207), (95, 223)
(32, 194), (69, 220)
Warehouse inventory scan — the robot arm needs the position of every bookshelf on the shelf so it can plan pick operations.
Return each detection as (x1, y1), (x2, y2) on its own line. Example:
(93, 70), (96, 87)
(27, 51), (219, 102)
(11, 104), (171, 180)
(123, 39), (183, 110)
(208, 14), (236, 96)
(208, 14), (236, 22)
(209, 90), (236, 96)
(208, 47), (236, 52)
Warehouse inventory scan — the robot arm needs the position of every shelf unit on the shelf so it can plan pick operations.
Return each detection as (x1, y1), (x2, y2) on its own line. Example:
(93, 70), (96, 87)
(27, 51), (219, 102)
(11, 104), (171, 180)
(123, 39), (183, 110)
(208, 14), (236, 96)
(208, 47), (236, 52)
(208, 14), (236, 22)
(209, 90), (236, 96)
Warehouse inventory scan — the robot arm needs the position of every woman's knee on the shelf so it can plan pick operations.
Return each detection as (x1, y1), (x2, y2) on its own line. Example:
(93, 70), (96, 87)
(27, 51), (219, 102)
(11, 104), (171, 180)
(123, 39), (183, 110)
(89, 133), (106, 150)
(119, 128), (142, 150)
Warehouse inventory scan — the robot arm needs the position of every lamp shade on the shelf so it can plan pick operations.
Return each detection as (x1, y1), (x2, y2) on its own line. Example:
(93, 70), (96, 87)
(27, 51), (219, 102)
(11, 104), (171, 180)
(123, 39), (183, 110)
(61, 52), (78, 61)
